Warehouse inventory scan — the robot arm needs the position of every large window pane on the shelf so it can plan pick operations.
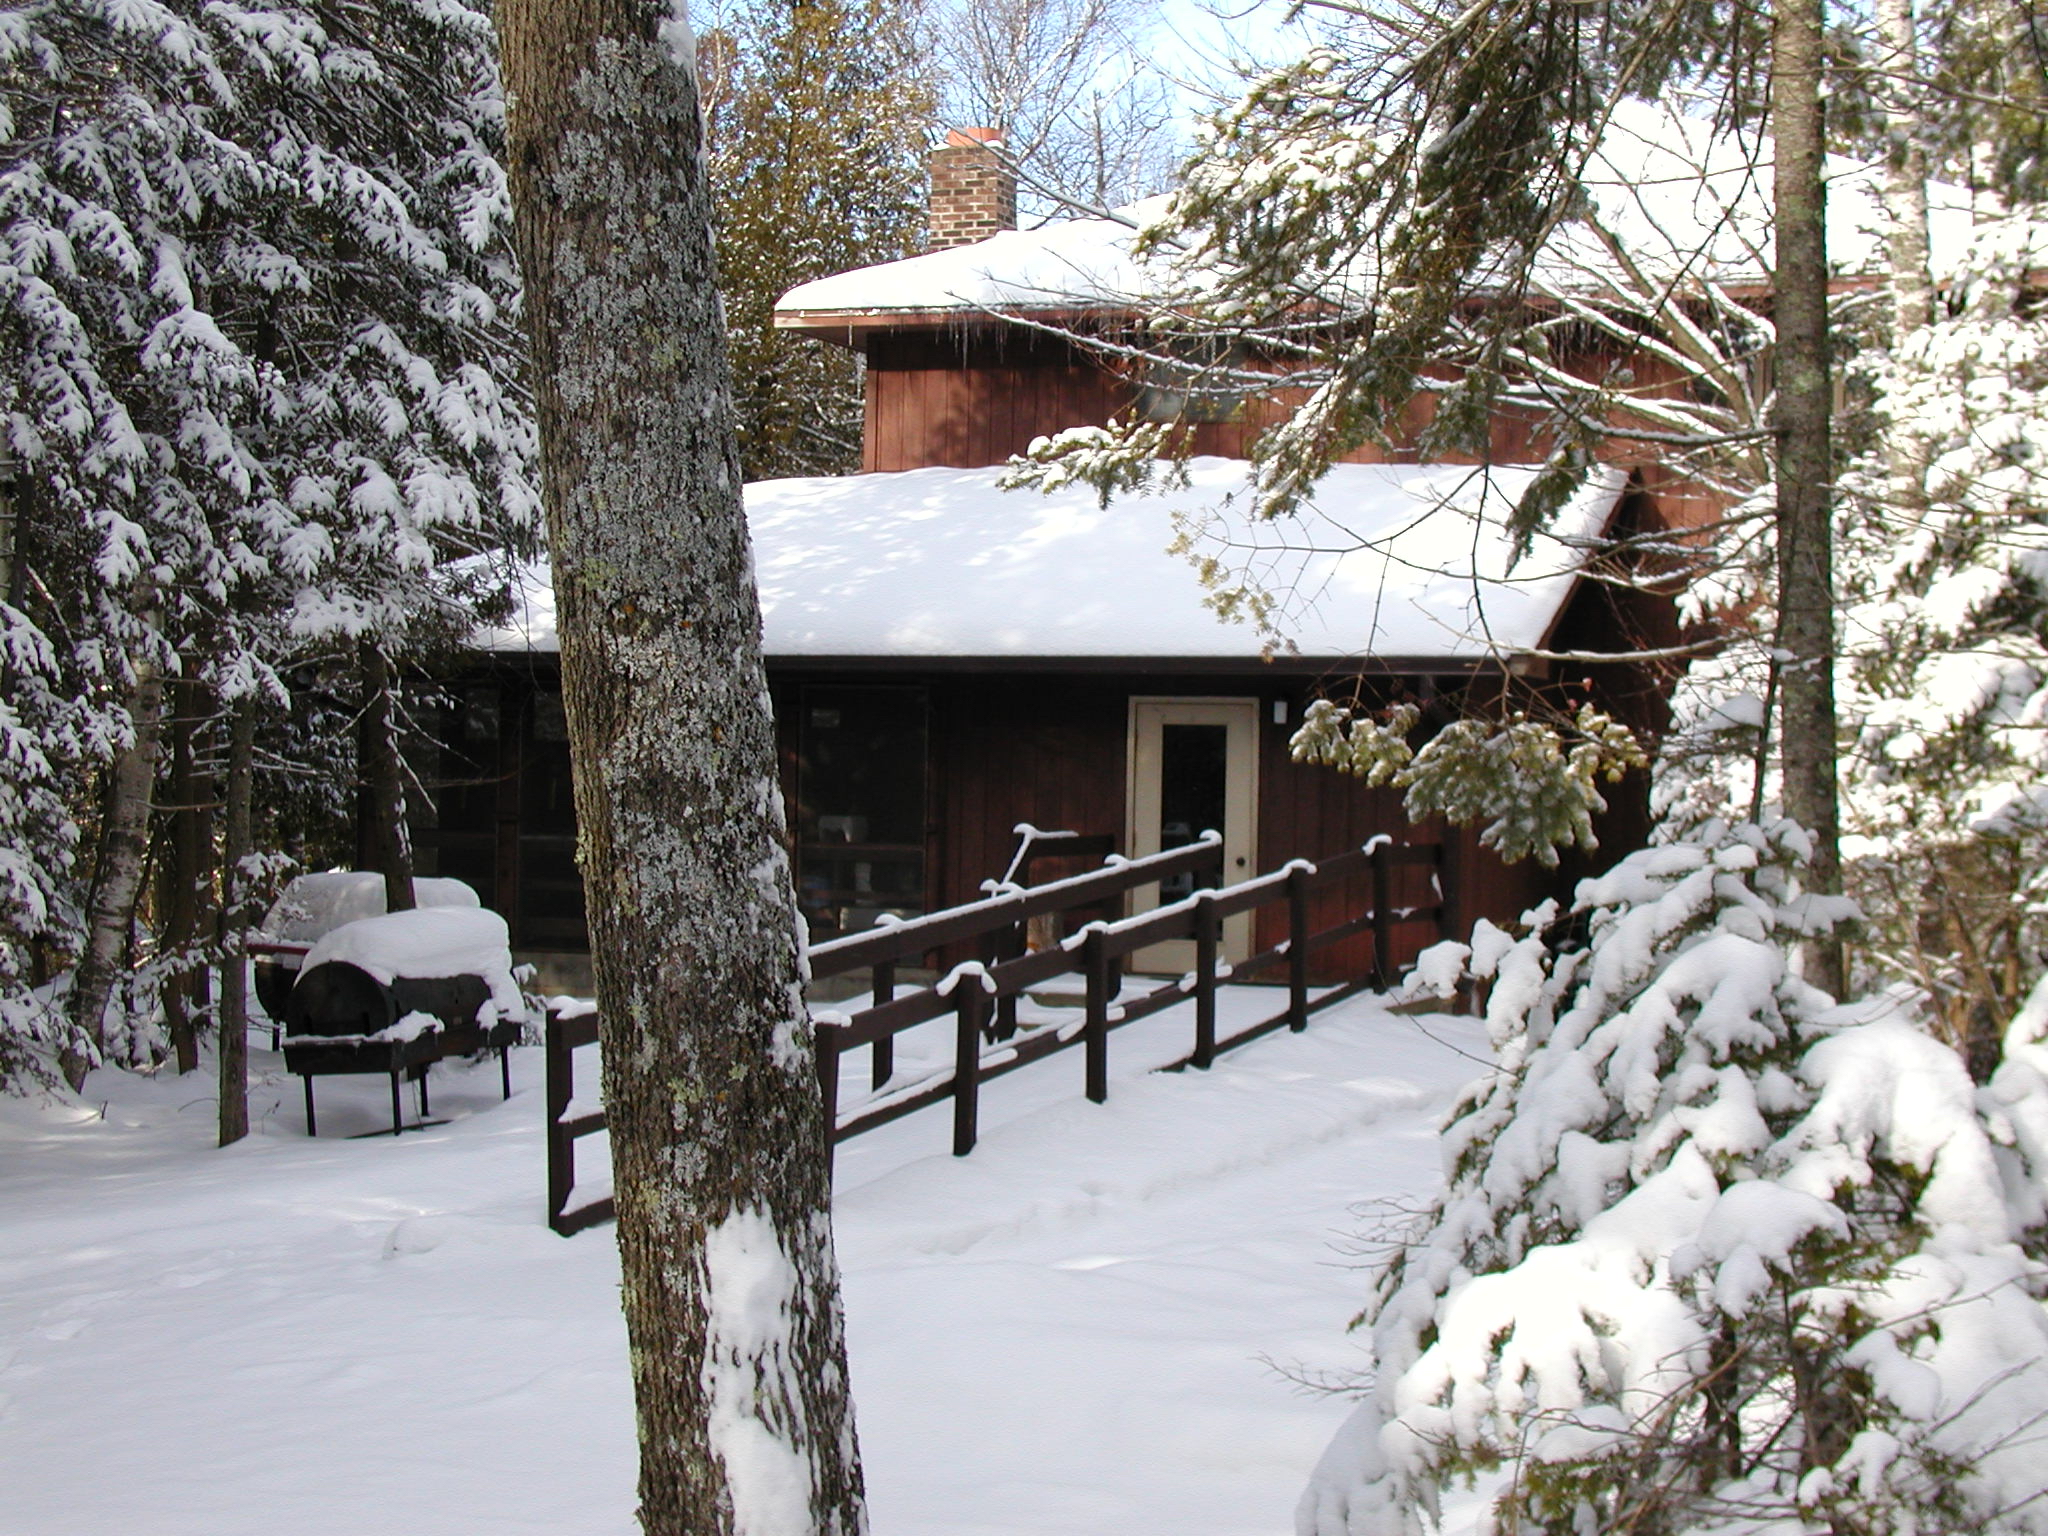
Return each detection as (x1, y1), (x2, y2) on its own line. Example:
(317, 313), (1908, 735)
(797, 686), (928, 940)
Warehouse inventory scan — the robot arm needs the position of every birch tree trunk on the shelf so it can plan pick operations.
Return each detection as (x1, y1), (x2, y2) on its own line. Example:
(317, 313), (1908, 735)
(494, 4), (866, 1532)
(217, 695), (255, 1148)
(64, 652), (165, 1087)
(1877, 0), (1934, 343)
(1772, 0), (1845, 997)
(1878, 0), (1935, 530)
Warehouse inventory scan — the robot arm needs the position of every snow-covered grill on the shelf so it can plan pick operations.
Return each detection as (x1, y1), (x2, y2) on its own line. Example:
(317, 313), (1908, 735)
(277, 904), (529, 1136)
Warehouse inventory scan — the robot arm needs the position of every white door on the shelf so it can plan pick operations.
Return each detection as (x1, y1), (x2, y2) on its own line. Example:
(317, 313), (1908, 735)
(1126, 698), (1260, 971)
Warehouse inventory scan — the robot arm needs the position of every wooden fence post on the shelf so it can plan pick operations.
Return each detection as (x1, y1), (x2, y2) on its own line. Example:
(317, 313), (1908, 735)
(871, 959), (895, 1091)
(1371, 842), (1393, 990)
(990, 915), (1023, 1041)
(544, 1011), (573, 1231)
(951, 975), (984, 1156)
(1287, 865), (1310, 1031)
(1083, 927), (1110, 1103)
(1193, 892), (1218, 1069)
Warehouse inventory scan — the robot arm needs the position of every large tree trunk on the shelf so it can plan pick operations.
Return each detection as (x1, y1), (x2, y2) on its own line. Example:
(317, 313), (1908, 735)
(1771, 0), (1844, 998)
(357, 643), (416, 914)
(495, 5), (866, 1534)
(64, 651), (165, 1088)
(217, 695), (256, 1147)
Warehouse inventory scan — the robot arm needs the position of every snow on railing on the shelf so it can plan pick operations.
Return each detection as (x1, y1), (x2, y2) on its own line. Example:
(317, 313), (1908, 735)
(543, 835), (1448, 1232)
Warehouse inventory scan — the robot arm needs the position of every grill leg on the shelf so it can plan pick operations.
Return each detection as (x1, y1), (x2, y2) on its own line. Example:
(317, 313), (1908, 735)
(499, 1045), (511, 1100)
(418, 1069), (430, 1119)
(390, 1071), (403, 1136)
(303, 1075), (317, 1137)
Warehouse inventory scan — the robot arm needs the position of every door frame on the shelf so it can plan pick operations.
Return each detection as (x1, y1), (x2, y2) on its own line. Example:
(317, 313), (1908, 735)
(1125, 697), (1260, 971)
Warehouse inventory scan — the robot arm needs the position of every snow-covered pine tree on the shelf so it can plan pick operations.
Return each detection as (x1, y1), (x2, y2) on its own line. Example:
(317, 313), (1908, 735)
(0, 0), (536, 1082)
(1835, 202), (2048, 1079)
(1301, 820), (2048, 1536)
(699, 0), (927, 478)
(1784, 0), (2048, 1074)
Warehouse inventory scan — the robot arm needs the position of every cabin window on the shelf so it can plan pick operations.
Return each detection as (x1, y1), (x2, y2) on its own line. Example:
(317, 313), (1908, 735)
(796, 685), (929, 941)
(518, 686), (585, 951)
(1135, 338), (1247, 424)
(419, 683), (502, 904)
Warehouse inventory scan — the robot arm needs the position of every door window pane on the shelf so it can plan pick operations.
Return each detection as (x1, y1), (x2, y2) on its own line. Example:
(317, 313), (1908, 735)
(1158, 722), (1227, 899)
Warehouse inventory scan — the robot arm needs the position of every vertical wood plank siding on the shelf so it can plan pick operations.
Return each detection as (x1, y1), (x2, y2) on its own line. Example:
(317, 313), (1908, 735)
(768, 670), (1564, 983)
(858, 329), (1720, 490)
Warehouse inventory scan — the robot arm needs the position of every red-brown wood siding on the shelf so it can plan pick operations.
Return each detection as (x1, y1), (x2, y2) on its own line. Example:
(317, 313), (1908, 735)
(860, 326), (1686, 478)
(773, 667), (1557, 981)
(863, 330), (1131, 472)
(440, 658), (1621, 980)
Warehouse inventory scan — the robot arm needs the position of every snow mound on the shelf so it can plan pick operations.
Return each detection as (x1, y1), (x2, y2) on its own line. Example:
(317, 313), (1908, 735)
(259, 871), (480, 945)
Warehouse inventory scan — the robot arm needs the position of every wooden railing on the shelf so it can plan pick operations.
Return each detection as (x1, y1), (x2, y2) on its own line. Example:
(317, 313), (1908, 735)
(546, 835), (1445, 1234)
(544, 1010), (612, 1235)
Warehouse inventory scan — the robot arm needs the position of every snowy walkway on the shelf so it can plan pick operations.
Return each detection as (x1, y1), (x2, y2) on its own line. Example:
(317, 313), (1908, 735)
(0, 991), (1485, 1535)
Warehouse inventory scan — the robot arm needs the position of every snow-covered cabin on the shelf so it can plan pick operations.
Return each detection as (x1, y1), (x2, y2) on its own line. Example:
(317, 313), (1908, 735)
(431, 118), (1957, 985)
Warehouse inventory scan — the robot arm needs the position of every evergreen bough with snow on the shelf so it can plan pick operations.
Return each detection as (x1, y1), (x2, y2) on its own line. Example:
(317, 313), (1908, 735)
(0, 0), (536, 1079)
(1301, 820), (2048, 1536)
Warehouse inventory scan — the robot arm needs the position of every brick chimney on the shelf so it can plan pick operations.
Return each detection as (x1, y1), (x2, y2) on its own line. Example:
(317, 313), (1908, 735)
(927, 128), (1017, 250)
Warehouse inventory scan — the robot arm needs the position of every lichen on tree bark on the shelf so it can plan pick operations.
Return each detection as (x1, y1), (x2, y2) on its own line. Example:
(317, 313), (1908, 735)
(493, 3), (865, 1532)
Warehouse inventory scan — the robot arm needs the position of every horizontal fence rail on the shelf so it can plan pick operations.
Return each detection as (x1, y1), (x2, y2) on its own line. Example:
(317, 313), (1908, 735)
(544, 835), (1446, 1233)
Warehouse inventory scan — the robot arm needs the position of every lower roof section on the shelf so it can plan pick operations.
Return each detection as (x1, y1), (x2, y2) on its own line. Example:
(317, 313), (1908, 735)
(478, 458), (1625, 667)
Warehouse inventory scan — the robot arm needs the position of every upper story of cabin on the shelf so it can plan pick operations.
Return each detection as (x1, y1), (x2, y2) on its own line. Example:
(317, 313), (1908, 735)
(774, 117), (1977, 480)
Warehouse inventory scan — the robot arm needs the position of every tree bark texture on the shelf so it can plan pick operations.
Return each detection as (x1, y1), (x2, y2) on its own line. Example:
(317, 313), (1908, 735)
(65, 651), (165, 1087)
(1877, 0), (1934, 340)
(1772, 0), (1845, 997)
(1878, 0), (1935, 525)
(495, 5), (866, 1533)
(358, 644), (416, 914)
(217, 695), (255, 1147)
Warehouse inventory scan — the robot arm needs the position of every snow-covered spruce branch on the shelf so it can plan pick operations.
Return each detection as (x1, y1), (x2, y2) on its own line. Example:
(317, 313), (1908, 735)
(1299, 820), (2048, 1536)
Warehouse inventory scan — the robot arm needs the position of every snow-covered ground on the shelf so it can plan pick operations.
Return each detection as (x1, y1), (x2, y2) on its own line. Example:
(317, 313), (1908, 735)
(0, 991), (1486, 1536)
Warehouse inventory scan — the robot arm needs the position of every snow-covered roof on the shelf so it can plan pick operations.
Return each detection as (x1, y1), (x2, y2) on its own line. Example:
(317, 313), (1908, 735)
(479, 458), (1626, 665)
(779, 197), (1174, 320)
(777, 106), (1978, 323)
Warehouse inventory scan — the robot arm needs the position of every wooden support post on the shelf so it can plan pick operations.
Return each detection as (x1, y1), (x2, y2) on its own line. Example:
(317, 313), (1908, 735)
(814, 1020), (841, 1147)
(992, 920), (1022, 1041)
(1436, 826), (1464, 945)
(1193, 892), (1218, 1070)
(951, 978), (984, 1156)
(1371, 843), (1393, 990)
(1287, 865), (1310, 1032)
(1083, 928), (1111, 1103)
(871, 960), (895, 1091)
(545, 1012), (573, 1229)
(1434, 833), (1475, 1016)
